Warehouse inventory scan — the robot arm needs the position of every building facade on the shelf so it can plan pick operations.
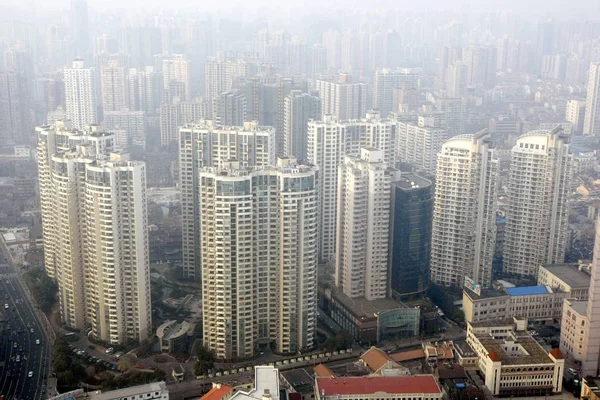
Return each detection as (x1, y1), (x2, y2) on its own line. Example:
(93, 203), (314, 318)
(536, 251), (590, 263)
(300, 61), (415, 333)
(315, 76), (367, 120)
(396, 120), (447, 176)
(64, 59), (98, 130)
(103, 110), (146, 149)
(283, 90), (321, 161)
(160, 99), (205, 146)
(389, 173), (433, 300)
(430, 130), (498, 287)
(466, 319), (564, 397)
(179, 121), (275, 280)
(200, 158), (318, 359)
(584, 62), (600, 136)
(503, 129), (572, 277)
(36, 121), (151, 344)
(373, 68), (421, 117)
(100, 60), (127, 112)
(336, 148), (395, 301)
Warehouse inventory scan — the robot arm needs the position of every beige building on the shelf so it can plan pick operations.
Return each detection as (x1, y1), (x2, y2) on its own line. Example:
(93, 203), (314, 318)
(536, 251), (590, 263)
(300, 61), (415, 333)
(64, 59), (98, 130)
(100, 60), (127, 112)
(159, 98), (205, 147)
(162, 54), (191, 100)
(463, 286), (566, 324)
(200, 158), (318, 359)
(336, 148), (395, 300)
(396, 119), (447, 176)
(503, 128), (573, 277)
(430, 130), (498, 287)
(538, 264), (590, 301)
(315, 75), (367, 120)
(37, 121), (151, 344)
(179, 121), (275, 280)
(466, 318), (565, 397)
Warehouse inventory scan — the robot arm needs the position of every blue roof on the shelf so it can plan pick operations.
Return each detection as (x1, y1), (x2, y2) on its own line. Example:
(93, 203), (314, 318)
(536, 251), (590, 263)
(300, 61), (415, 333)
(506, 286), (549, 296)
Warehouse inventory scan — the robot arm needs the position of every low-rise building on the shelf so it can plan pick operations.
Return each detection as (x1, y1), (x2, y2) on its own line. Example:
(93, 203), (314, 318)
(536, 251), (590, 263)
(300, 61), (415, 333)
(314, 376), (442, 400)
(200, 384), (234, 400)
(281, 369), (316, 400)
(453, 340), (478, 370)
(462, 286), (566, 324)
(157, 320), (195, 354)
(466, 318), (564, 397)
(230, 366), (280, 400)
(537, 264), (590, 301)
(318, 281), (420, 345)
(88, 382), (168, 400)
(360, 346), (409, 375)
(559, 299), (588, 362)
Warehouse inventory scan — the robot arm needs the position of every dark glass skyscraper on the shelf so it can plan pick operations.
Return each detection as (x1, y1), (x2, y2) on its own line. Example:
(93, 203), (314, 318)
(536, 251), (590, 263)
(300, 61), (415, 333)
(389, 173), (433, 300)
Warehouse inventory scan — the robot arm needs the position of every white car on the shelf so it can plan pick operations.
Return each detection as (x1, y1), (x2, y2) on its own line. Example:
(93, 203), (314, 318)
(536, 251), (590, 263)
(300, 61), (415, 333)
(36, 339), (40, 345)
(28, 371), (33, 378)
(4, 304), (7, 309)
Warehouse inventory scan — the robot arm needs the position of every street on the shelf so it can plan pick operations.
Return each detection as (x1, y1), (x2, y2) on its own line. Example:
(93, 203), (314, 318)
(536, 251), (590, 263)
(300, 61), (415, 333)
(0, 262), (50, 400)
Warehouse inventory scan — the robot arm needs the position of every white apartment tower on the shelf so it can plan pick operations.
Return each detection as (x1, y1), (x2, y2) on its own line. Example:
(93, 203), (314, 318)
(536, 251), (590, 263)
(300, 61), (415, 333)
(64, 59), (98, 129)
(200, 158), (318, 359)
(584, 62), (600, 136)
(162, 54), (191, 100)
(36, 121), (151, 343)
(179, 121), (275, 280)
(396, 118), (447, 175)
(565, 99), (586, 134)
(345, 111), (398, 167)
(104, 110), (146, 149)
(431, 130), (498, 286)
(503, 128), (572, 277)
(100, 60), (127, 112)
(373, 68), (421, 118)
(160, 99), (205, 147)
(307, 117), (355, 263)
(336, 148), (395, 300)
(205, 57), (247, 117)
(315, 75), (367, 120)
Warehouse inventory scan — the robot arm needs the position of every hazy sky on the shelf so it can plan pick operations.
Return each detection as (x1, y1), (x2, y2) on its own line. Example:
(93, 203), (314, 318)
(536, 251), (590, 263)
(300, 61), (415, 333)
(0, 0), (598, 17)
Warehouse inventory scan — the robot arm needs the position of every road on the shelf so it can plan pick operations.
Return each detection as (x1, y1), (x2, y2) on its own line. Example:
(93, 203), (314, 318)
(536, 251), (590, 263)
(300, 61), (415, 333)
(0, 262), (50, 400)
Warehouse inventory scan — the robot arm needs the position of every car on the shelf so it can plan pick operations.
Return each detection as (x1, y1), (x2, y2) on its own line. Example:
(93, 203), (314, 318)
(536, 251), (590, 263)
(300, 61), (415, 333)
(13, 342), (17, 348)
(3, 304), (7, 309)
(30, 328), (34, 333)
(28, 371), (33, 378)
(15, 355), (20, 362)
(569, 368), (578, 375)
(106, 347), (114, 354)
(36, 339), (40, 345)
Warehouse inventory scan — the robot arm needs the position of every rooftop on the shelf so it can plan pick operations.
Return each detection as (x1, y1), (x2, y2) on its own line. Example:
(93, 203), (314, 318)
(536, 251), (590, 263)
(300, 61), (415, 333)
(88, 382), (167, 399)
(454, 340), (476, 358)
(361, 347), (396, 373)
(314, 364), (336, 378)
(201, 384), (234, 400)
(506, 286), (550, 296)
(473, 330), (553, 365)
(390, 349), (426, 362)
(541, 264), (591, 289)
(316, 375), (441, 396)
(328, 284), (407, 318)
(281, 369), (314, 394)
(393, 173), (433, 191)
(231, 366), (280, 400)
(567, 299), (587, 316)
(465, 287), (508, 300)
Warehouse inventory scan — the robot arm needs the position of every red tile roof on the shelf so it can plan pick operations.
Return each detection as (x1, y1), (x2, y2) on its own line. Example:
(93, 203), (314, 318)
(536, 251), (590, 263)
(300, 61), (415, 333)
(391, 349), (426, 362)
(361, 347), (394, 372)
(316, 375), (441, 395)
(201, 384), (234, 400)
(314, 364), (336, 378)
(550, 348), (564, 360)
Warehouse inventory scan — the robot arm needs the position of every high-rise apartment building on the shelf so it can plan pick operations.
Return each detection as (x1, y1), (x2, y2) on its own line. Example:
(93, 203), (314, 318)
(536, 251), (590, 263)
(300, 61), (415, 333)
(446, 62), (468, 98)
(283, 90), (321, 161)
(503, 128), (572, 277)
(100, 60), (127, 112)
(307, 117), (355, 263)
(160, 99), (205, 147)
(584, 62), (600, 136)
(205, 57), (248, 117)
(104, 110), (146, 148)
(430, 130), (498, 287)
(373, 68), (421, 118)
(396, 119), (447, 176)
(36, 121), (151, 344)
(566, 99), (586, 134)
(127, 66), (163, 115)
(0, 71), (24, 144)
(345, 112), (398, 166)
(389, 173), (434, 300)
(64, 59), (98, 130)
(179, 121), (275, 280)
(213, 90), (246, 127)
(437, 97), (467, 138)
(316, 75), (367, 121)
(162, 55), (191, 100)
(336, 148), (395, 300)
(200, 158), (318, 359)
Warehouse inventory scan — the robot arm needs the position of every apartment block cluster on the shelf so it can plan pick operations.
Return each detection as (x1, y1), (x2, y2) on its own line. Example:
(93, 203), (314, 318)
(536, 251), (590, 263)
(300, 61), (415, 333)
(36, 120), (152, 344)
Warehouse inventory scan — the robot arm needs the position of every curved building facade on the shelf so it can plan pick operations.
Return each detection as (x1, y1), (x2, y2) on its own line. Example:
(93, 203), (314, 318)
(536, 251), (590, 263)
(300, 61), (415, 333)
(389, 173), (434, 300)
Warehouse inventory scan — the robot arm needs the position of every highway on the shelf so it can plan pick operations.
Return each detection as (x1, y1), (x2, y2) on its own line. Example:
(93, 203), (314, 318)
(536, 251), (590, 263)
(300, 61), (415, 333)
(0, 262), (49, 400)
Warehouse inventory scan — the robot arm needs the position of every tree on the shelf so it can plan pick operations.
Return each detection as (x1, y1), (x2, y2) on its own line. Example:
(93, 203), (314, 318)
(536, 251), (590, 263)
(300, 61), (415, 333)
(195, 345), (215, 376)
